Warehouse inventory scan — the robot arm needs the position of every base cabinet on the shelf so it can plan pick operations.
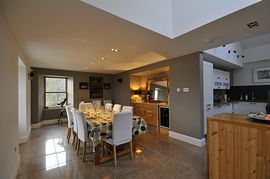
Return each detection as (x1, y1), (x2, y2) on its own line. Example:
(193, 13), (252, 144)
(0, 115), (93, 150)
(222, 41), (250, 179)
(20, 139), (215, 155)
(208, 118), (270, 179)
(132, 103), (158, 126)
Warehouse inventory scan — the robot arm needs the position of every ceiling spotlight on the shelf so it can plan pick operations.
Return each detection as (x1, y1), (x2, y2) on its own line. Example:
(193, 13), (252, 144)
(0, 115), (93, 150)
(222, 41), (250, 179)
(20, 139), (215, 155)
(97, 57), (105, 60)
(110, 48), (119, 52)
(89, 62), (97, 66)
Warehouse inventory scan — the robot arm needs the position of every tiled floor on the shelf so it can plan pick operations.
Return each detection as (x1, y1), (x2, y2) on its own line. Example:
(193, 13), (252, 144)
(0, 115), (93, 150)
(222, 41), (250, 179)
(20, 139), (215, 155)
(17, 124), (207, 179)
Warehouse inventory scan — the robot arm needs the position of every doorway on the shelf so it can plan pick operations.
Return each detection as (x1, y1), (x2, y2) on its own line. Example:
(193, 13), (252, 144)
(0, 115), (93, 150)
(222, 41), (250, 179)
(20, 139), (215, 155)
(18, 57), (28, 143)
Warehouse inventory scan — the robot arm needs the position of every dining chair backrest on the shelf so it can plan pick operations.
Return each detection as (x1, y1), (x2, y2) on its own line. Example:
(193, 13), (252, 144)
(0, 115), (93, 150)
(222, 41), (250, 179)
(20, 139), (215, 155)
(72, 110), (78, 134)
(92, 100), (101, 108)
(103, 99), (112, 106)
(113, 104), (122, 113)
(112, 111), (133, 145)
(78, 101), (85, 111)
(105, 103), (113, 111)
(121, 106), (133, 113)
(74, 110), (88, 142)
(84, 103), (92, 110)
(65, 105), (74, 128)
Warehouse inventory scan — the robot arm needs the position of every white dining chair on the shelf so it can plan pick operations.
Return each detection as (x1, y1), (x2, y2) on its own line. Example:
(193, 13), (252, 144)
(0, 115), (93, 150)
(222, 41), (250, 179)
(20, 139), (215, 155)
(104, 111), (133, 167)
(71, 110), (79, 149)
(121, 106), (133, 113)
(78, 101), (85, 111)
(103, 99), (112, 106)
(92, 100), (102, 108)
(74, 110), (92, 161)
(84, 102), (92, 110)
(105, 103), (113, 111)
(113, 104), (122, 113)
(65, 105), (74, 143)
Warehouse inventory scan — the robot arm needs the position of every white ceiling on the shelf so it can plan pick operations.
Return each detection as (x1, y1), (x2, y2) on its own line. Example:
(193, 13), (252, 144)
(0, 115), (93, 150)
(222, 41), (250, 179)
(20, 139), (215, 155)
(82, 0), (261, 38)
(1, 0), (270, 74)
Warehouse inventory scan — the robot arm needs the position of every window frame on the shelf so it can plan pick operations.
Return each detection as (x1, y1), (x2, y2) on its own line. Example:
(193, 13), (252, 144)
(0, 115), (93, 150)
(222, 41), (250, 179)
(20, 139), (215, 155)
(44, 76), (68, 109)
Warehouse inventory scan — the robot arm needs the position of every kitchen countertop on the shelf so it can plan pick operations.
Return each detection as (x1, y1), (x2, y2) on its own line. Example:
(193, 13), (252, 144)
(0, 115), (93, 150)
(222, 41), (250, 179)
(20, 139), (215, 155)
(132, 102), (169, 106)
(208, 113), (270, 129)
(214, 100), (267, 107)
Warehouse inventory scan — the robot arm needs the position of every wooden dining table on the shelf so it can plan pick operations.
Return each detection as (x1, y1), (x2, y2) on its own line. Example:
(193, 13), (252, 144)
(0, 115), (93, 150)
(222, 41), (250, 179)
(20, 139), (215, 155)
(82, 109), (148, 165)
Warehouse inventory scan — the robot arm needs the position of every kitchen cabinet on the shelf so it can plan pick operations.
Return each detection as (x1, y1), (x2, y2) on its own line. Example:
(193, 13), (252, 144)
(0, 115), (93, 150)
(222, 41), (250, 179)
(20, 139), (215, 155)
(233, 102), (267, 115)
(212, 103), (233, 115)
(132, 103), (159, 126)
(203, 61), (214, 134)
(208, 114), (270, 179)
(213, 69), (230, 89)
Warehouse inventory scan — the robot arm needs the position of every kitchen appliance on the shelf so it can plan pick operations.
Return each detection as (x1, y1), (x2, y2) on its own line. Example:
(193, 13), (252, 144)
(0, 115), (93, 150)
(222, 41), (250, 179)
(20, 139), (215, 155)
(159, 106), (169, 128)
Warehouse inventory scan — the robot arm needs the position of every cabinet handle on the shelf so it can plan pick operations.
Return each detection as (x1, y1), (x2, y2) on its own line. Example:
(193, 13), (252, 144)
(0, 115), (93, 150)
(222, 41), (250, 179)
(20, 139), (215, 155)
(206, 108), (212, 111)
(217, 77), (221, 79)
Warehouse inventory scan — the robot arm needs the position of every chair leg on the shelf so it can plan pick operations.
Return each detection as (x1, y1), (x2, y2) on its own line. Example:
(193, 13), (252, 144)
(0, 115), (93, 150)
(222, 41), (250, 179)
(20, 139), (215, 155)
(77, 140), (81, 155)
(67, 128), (71, 143)
(74, 136), (77, 148)
(130, 141), (134, 160)
(82, 142), (87, 162)
(72, 132), (76, 145)
(113, 145), (117, 167)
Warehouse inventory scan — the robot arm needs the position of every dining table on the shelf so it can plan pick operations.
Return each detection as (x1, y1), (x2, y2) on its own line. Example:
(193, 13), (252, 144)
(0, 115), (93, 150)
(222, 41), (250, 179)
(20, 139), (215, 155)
(82, 108), (148, 165)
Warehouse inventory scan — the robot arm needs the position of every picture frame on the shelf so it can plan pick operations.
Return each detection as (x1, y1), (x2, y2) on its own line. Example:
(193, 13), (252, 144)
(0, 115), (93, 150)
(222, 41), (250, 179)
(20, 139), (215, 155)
(253, 67), (270, 83)
(79, 82), (89, 89)
(103, 83), (111, 89)
(89, 77), (103, 98)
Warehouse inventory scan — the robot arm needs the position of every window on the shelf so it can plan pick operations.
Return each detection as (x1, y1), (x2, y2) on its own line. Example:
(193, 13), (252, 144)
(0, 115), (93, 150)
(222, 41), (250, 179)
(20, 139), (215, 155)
(45, 77), (67, 108)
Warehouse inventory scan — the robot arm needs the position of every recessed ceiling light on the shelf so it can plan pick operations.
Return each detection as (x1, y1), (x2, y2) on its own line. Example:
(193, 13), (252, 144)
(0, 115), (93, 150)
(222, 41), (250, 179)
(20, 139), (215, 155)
(97, 57), (105, 60)
(110, 48), (119, 52)
(89, 62), (97, 66)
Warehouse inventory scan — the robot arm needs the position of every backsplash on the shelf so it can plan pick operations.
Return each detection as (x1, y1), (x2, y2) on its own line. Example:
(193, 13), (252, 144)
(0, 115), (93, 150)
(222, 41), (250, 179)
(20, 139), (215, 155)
(214, 89), (228, 103)
(227, 85), (270, 102)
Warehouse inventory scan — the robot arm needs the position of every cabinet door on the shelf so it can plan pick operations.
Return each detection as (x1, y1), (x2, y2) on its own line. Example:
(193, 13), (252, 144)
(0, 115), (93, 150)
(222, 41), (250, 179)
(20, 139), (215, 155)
(203, 61), (213, 134)
(221, 70), (230, 90)
(233, 102), (267, 115)
(213, 69), (223, 89)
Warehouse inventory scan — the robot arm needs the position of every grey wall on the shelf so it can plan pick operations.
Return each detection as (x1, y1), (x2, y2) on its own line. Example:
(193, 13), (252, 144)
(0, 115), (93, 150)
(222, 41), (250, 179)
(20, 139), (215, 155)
(31, 68), (114, 124)
(113, 53), (204, 139)
(233, 60), (270, 86)
(0, 7), (31, 178)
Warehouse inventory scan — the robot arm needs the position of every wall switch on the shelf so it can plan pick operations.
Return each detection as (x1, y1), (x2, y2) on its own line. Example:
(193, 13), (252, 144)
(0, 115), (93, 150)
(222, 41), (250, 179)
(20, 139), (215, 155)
(177, 88), (180, 92)
(183, 88), (189, 92)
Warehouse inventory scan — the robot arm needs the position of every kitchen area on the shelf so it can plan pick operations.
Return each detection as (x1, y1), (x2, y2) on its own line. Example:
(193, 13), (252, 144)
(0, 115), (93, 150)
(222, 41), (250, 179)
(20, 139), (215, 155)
(129, 67), (170, 135)
(204, 33), (270, 179)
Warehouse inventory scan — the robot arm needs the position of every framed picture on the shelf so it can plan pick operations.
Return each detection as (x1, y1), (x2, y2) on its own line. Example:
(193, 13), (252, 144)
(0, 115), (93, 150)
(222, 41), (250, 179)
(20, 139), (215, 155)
(103, 83), (111, 89)
(253, 67), (270, 83)
(79, 82), (89, 89)
(89, 77), (103, 98)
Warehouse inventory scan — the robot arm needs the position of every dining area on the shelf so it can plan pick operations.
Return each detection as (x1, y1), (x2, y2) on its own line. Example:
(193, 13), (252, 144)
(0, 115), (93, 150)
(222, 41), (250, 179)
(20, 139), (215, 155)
(65, 100), (148, 167)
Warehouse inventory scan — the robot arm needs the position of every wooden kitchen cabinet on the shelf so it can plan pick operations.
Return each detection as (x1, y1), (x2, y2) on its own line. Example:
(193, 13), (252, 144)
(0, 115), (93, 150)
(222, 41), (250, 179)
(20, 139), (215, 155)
(208, 113), (270, 179)
(132, 103), (158, 126)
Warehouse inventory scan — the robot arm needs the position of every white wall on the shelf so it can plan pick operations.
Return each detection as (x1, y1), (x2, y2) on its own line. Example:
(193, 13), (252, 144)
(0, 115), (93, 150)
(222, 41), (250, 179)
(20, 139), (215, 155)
(233, 60), (270, 86)
(0, 7), (30, 179)
(243, 43), (270, 63)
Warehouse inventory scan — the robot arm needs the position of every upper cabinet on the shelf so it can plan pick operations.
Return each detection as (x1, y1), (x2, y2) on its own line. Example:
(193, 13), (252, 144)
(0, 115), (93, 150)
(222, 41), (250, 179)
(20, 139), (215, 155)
(213, 69), (230, 89)
(204, 42), (244, 68)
